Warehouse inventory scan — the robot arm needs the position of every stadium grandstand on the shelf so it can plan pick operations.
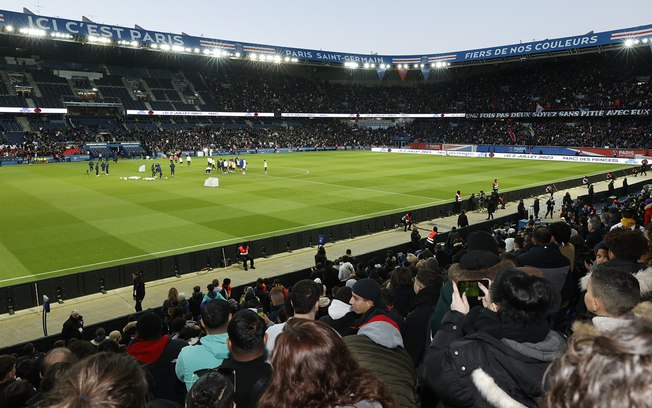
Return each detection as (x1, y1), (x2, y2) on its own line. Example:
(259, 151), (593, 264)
(1, 8), (652, 408)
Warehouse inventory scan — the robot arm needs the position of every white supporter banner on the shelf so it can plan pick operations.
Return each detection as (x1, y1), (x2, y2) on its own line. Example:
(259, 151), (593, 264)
(371, 148), (641, 165)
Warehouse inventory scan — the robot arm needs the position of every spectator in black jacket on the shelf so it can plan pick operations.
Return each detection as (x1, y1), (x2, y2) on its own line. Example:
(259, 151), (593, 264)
(402, 268), (443, 366)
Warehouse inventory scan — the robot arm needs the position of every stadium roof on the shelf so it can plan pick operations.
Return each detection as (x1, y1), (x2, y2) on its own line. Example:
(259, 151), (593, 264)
(1, 8), (651, 69)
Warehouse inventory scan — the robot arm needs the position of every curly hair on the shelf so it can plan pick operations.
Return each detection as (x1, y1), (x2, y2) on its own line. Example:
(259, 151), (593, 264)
(258, 319), (394, 408)
(186, 371), (234, 408)
(603, 228), (648, 261)
(40, 352), (148, 408)
(543, 319), (652, 408)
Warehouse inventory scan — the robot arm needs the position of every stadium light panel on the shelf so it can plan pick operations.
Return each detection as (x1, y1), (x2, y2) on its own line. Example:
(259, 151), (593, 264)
(284, 56), (290, 62)
(250, 53), (258, 60)
(20, 27), (47, 37)
(633, 39), (641, 45)
(235, 52), (242, 58)
(273, 55), (281, 63)
(363, 63), (370, 69)
(6, 25), (14, 32)
(290, 57), (298, 62)
(160, 44), (171, 51)
(413, 64), (419, 68)
(151, 43), (159, 49)
(420, 63), (425, 68)
(370, 63), (375, 68)
(623, 39), (634, 47)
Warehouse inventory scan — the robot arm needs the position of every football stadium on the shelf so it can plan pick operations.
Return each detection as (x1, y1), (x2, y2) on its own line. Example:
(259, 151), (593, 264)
(1, 6), (652, 407)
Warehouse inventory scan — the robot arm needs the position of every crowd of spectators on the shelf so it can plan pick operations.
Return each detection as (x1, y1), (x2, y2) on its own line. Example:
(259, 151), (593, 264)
(2, 51), (652, 158)
(2, 115), (651, 159)
(2, 180), (651, 407)
(201, 53), (652, 114)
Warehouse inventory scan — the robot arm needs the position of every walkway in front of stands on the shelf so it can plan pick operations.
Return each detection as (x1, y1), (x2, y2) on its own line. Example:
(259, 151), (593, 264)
(1, 173), (649, 347)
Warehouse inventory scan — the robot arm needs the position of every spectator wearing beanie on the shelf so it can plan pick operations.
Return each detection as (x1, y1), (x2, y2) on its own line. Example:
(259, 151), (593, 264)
(350, 278), (403, 332)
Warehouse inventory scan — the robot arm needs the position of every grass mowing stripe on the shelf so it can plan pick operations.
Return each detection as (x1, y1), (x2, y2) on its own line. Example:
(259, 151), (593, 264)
(0, 151), (631, 285)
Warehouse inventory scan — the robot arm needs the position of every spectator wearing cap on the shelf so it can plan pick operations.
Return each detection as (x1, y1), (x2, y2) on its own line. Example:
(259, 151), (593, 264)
(176, 298), (231, 391)
(319, 286), (358, 336)
(429, 231), (516, 336)
(265, 279), (322, 361)
(127, 312), (187, 404)
(403, 269), (444, 366)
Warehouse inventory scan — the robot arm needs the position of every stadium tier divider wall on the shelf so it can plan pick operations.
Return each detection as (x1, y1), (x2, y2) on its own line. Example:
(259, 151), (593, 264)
(0, 212), (521, 354)
(0, 172), (630, 315)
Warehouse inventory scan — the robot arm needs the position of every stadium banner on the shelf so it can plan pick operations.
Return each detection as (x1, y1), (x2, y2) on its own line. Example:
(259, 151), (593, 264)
(466, 109), (652, 119)
(1, 9), (651, 65)
(125, 110), (274, 117)
(0, 107), (67, 114)
(281, 113), (465, 118)
(372, 148), (641, 165)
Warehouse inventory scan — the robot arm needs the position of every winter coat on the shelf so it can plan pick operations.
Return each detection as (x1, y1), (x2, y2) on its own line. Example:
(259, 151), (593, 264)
(320, 299), (358, 337)
(402, 284), (440, 366)
(344, 325), (418, 408)
(128, 335), (187, 404)
(419, 310), (566, 408)
(518, 245), (570, 313)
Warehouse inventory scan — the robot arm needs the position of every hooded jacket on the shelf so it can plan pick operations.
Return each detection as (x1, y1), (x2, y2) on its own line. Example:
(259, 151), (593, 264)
(175, 332), (230, 390)
(518, 245), (570, 312)
(319, 299), (358, 336)
(419, 310), (566, 408)
(344, 314), (419, 408)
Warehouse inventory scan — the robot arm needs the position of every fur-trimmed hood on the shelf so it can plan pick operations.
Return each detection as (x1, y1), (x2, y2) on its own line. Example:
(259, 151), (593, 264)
(448, 259), (516, 282)
(579, 266), (652, 299)
(572, 301), (652, 334)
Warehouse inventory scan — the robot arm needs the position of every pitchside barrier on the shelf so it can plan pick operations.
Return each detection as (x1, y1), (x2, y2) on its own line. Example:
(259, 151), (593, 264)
(0, 210), (522, 354)
(0, 173), (645, 316)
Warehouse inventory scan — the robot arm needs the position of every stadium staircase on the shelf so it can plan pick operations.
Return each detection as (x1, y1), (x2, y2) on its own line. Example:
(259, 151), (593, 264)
(15, 116), (30, 132)
(0, 70), (16, 96)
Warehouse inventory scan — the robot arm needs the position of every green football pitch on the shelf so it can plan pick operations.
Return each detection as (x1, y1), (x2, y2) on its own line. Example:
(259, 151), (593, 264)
(0, 151), (630, 286)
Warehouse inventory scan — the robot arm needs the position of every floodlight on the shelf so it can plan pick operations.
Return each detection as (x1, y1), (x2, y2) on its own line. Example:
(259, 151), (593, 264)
(235, 52), (241, 58)
(193, 47), (200, 53)
(273, 55), (281, 63)
(413, 64), (419, 68)
(265, 55), (273, 61)
(420, 63), (425, 68)
(160, 44), (171, 51)
(6, 25), (14, 32)
(370, 63), (375, 68)
(633, 39), (641, 45)
(291, 57), (298, 62)
(624, 39), (634, 47)
(363, 63), (370, 68)
(171, 45), (183, 52)
(132, 41), (140, 47)
(202, 49), (210, 55)
(250, 53), (258, 60)
(151, 43), (159, 49)
(643, 38), (649, 44)
(284, 56), (290, 62)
